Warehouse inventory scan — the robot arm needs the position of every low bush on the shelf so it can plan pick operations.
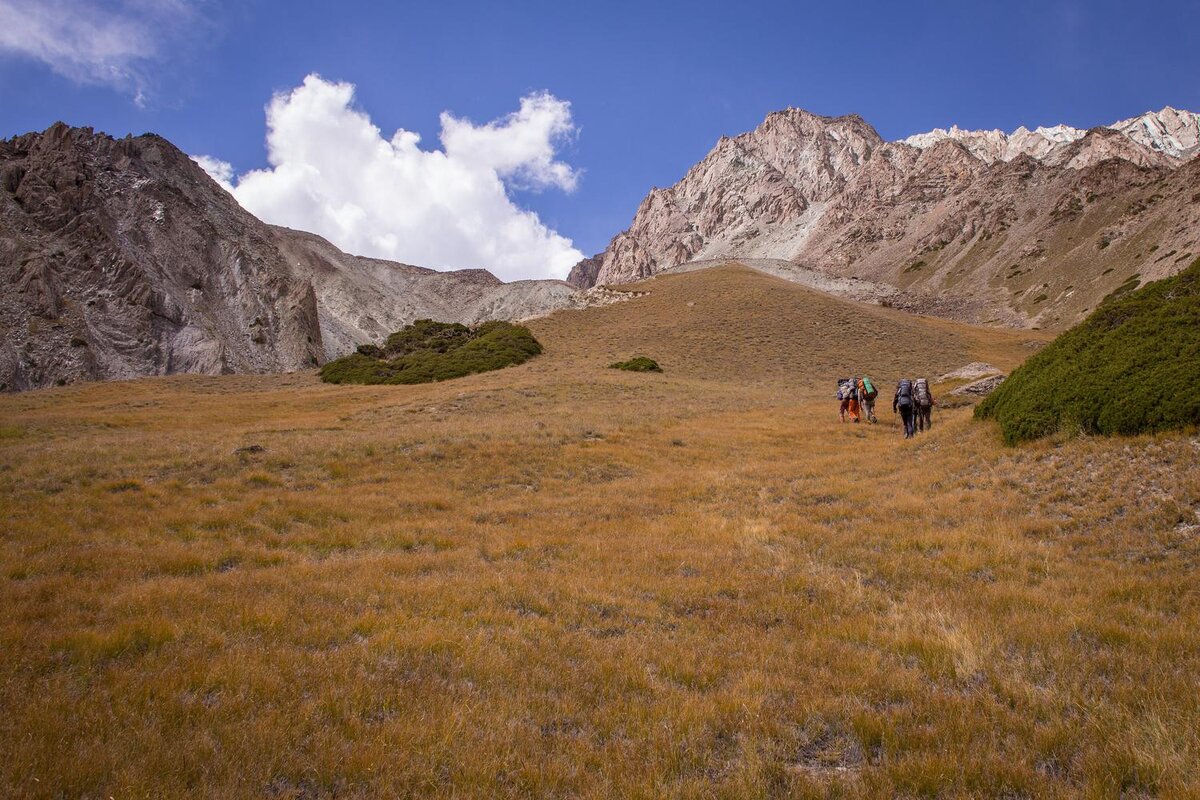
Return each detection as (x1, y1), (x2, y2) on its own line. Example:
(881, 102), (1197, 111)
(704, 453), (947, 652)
(609, 356), (662, 373)
(976, 257), (1200, 443)
(320, 320), (542, 385)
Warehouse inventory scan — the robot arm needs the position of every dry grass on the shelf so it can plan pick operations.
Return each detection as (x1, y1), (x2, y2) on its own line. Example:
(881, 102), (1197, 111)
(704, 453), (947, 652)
(1, 266), (1197, 798)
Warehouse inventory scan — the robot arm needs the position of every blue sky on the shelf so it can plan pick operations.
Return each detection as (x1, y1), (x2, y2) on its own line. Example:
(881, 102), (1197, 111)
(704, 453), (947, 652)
(1, 0), (1198, 278)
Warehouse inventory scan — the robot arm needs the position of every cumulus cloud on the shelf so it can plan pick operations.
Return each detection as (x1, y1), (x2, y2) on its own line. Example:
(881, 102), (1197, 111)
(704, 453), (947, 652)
(0, 0), (204, 103)
(190, 154), (235, 192)
(196, 75), (584, 281)
(441, 93), (580, 192)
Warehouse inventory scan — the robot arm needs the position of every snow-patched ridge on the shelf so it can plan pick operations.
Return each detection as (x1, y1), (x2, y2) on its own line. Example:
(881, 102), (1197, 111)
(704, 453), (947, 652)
(901, 107), (1200, 162)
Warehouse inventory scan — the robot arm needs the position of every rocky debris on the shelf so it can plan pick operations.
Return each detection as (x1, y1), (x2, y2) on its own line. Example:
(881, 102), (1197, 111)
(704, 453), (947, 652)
(939, 362), (1003, 382)
(574, 106), (1200, 331)
(564, 285), (648, 310)
(949, 375), (1007, 397)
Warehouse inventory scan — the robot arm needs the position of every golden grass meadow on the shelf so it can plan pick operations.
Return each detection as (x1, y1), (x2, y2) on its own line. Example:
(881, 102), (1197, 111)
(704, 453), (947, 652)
(1, 266), (1197, 798)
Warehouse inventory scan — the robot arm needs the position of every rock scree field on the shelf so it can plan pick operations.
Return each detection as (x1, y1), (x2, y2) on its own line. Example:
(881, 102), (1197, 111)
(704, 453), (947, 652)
(1, 266), (1198, 798)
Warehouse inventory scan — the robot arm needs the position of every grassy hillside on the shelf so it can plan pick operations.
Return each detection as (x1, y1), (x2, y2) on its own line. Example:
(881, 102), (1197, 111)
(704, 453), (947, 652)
(2, 266), (1196, 798)
(530, 265), (1046, 392)
(978, 256), (1200, 443)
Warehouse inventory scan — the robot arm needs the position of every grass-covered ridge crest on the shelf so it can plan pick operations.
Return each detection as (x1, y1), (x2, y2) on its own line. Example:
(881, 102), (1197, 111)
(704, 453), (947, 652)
(320, 319), (543, 385)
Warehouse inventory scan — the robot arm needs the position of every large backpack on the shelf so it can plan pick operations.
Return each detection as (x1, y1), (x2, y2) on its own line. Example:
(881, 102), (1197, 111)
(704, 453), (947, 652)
(897, 379), (913, 407)
(915, 378), (931, 407)
(860, 376), (877, 401)
(837, 377), (851, 400)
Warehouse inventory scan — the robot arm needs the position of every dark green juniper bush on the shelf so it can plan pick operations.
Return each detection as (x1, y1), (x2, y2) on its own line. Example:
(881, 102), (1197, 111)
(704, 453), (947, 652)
(977, 257), (1200, 443)
(320, 320), (543, 385)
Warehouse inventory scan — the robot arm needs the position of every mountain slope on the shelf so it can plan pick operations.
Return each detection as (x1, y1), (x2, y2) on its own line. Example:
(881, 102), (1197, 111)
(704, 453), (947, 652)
(0, 123), (325, 391)
(579, 107), (1200, 331)
(271, 226), (577, 361)
(527, 263), (1045, 391)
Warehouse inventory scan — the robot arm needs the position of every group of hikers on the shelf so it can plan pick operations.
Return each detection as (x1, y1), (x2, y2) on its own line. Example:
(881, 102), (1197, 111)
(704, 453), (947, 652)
(837, 376), (936, 439)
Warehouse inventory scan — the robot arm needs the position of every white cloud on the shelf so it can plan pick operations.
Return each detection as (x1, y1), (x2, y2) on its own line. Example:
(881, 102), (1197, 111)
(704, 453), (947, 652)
(191, 154), (235, 192)
(208, 75), (584, 281)
(0, 0), (202, 102)
(441, 92), (581, 192)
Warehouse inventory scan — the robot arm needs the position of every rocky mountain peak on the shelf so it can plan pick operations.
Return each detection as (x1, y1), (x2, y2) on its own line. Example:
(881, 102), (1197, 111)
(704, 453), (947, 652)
(575, 106), (1200, 333)
(901, 106), (1200, 164)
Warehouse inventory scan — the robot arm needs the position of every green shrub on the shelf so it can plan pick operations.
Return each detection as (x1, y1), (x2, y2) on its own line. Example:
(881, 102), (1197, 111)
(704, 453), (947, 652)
(609, 356), (662, 373)
(320, 320), (542, 385)
(976, 257), (1200, 443)
(384, 320), (473, 355)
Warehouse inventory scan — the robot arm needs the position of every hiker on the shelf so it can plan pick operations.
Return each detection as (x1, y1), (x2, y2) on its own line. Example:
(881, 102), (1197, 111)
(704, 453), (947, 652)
(914, 377), (935, 432)
(893, 378), (916, 439)
(857, 376), (878, 423)
(846, 378), (861, 423)
(837, 377), (853, 422)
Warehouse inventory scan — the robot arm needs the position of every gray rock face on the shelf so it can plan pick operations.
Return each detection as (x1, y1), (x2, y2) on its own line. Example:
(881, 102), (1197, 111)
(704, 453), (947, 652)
(577, 107), (1200, 330)
(938, 363), (1002, 382)
(566, 253), (603, 289)
(948, 375), (1007, 398)
(0, 124), (593, 391)
(0, 123), (324, 391)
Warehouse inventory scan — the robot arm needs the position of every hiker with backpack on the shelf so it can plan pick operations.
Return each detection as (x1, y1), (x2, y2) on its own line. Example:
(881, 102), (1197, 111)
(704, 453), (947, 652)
(837, 377), (861, 423)
(857, 376), (878, 423)
(847, 379), (861, 423)
(893, 378), (916, 439)
(914, 377), (936, 432)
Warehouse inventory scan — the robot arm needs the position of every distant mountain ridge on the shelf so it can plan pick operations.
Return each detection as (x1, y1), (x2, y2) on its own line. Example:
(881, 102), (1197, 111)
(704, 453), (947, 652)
(901, 107), (1200, 163)
(573, 106), (1200, 330)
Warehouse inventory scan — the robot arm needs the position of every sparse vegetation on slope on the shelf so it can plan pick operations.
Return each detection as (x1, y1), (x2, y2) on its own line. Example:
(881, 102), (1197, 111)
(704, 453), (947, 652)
(977, 256), (1200, 443)
(319, 320), (542, 385)
(609, 356), (662, 372)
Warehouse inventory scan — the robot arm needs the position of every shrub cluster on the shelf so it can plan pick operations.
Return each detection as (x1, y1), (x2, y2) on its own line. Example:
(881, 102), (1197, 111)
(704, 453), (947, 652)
(320, 320), (542, 385)
(609, 356), (662, 372)
(976, 257), (1200, 443)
